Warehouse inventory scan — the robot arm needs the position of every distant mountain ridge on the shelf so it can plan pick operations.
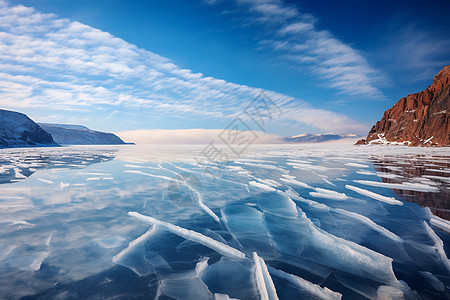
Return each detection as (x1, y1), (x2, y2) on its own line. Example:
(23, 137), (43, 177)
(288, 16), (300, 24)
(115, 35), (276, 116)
(357, 65), (449, 146)
(283, 133), (358, 143)
(0, 108), (131, 148)
(0, 109), (56, 148)
(39, 123), (127, 145)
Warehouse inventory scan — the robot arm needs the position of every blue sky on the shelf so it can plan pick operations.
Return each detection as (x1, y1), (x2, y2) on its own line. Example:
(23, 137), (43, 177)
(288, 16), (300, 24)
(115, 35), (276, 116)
(1, 0), (449, 139)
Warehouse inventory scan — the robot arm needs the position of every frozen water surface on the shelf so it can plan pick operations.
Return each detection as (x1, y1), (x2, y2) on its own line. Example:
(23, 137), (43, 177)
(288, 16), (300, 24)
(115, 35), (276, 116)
(0, 144), (449, 299)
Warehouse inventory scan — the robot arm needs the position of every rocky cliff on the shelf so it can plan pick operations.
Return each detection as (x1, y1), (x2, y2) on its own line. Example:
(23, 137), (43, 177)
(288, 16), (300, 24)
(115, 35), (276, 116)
(39, 123), (126, 145)
(0, 109), (56, 147)
(357, 65), (449, 146)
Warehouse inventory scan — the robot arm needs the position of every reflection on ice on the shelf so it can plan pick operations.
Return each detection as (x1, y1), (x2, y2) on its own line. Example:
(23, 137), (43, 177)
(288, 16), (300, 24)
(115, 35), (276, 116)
(0, 144), (449, 299)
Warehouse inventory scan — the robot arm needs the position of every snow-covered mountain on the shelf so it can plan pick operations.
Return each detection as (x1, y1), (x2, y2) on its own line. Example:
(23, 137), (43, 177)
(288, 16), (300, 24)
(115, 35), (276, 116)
(0, 109), (56, 148)
(283, 133), (359, 143)
(39, 123), (127, 145)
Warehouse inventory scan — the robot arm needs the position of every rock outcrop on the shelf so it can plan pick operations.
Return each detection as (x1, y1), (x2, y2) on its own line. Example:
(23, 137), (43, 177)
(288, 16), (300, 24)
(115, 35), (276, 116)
(357, 65), (449, 146)
(0, 109), (56, 148)
(39, 123), (127, 145)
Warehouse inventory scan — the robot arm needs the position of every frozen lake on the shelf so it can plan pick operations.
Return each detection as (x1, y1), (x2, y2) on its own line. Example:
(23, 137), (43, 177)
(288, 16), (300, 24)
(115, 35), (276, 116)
(0, 144), (449, 299)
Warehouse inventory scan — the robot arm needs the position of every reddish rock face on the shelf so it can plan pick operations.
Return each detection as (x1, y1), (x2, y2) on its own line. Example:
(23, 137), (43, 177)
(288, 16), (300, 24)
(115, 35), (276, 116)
(358, 65), (449, 146)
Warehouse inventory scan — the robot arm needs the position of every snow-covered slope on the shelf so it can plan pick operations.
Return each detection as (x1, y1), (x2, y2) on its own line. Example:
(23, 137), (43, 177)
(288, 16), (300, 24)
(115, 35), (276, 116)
(39, 123), (127, 145)
(0, 109), (56, 148)
(38, 123), (89, 130)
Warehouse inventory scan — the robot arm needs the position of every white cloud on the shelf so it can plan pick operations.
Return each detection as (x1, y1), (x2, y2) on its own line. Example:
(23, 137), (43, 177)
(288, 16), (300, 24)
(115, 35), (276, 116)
(116, 129), (281, 144)
(0, 0), (368, 134)
(279, 22), (314, 34)
(210, 0), (385, 98)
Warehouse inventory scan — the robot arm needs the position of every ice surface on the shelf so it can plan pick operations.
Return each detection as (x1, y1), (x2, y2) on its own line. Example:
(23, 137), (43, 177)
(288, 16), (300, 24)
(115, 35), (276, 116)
(221, 205), (277, 258)
(268, 266), (342, 300)
(124, 170), (172, 181)
(345, 184), (403, 205)
(420, 271), (445, 291)
(253, 252), (279, 300)
(184, 177), (220, 223)
(295, 208), (400, 285)
(128, 212), (246, 259)
(334, 208), (402, 242)
(423, 221), (450, 272)
(112, 225), (157, 263)
(0, 144), (449, 299)
(253, 252), (278, 300)
(422, 174), (450, 183)
(426, 208), (450, 232)
(158, 271), (213, 299)
(195, 257), (209, 276)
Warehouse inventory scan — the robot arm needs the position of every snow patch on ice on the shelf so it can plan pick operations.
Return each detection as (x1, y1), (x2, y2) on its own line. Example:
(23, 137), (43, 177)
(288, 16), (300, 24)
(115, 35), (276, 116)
(14, 168), (26, 179)
(59, 181), (69, 189)
(345, 162), (369, 168)
(37, 178), (54, 184)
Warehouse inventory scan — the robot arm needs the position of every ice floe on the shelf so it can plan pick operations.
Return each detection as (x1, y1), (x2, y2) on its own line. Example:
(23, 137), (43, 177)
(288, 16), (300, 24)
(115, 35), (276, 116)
(426, 208), (450, 233)
(309, 188), (348, 201)
(423, 221), (450, 272)
(345, 185), (403, 205)
(279, 174), (313, 189)
(113, 225), (157, 263)
(353, 180), (440, 192)
(268, 267), (342, 300)
(334, 208), (402, 242)
(249, 181), (277, 192)
(345, 162), (369, 168)
(253, 252), (279, 300)
(128, 212), (246, 259)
